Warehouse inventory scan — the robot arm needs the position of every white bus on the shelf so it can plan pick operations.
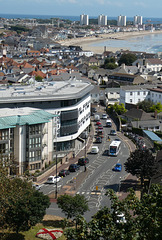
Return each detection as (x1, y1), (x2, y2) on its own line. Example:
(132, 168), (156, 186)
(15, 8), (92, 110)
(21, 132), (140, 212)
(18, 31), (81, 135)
(109, 140), (121, 156)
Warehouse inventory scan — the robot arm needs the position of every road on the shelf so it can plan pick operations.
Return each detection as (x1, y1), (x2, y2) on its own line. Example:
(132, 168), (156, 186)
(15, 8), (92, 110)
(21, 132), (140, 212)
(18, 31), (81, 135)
(43, 111), (131, 221)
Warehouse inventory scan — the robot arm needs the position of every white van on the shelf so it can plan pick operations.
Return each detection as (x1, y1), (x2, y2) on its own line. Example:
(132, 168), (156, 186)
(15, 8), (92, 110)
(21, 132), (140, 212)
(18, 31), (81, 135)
(91, 145), (99, 154)
(106, 119), (112, 127)
(94, 114), (100, 121)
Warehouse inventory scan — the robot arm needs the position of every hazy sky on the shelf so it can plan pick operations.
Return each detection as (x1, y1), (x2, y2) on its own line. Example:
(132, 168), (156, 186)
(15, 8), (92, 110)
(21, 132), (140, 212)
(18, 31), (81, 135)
(0, 0), (162, 18)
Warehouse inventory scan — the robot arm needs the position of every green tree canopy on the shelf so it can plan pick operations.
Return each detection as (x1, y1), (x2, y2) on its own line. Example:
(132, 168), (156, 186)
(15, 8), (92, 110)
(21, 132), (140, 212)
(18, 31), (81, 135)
(124, 149), (157, 193)
(118, 53), (137, 66)
(64, 185), (162, 240)
(108, 103), (127, 115)
(137, 100), (154, 112)
(0, 163), (50, 234)
(57, 194), (89, 219)
(103, 57), (118, 69)
(150, 102), (162, 113)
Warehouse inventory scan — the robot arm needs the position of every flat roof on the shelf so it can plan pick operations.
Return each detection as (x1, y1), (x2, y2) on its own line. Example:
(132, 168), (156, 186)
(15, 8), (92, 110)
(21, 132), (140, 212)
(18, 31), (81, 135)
(0, 80), (93, 104)
(143, 130), (162, 142)
(0, 108), (57, 129)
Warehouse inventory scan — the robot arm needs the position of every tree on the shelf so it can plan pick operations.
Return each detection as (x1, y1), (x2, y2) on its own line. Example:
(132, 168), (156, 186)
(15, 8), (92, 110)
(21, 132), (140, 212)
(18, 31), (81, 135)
(103, 57), (118, 69)
(124, 149), (157, 194)
(150, 102), (162, 113)
(57, 194), (89, 219)
(35, 75), (43, 82)
(108, 103), (127, 115)
(0, 165), (50, 234)
(137, 100), (154, 112)
(118, 53), (137, 66)
(65, 185), (162, 240)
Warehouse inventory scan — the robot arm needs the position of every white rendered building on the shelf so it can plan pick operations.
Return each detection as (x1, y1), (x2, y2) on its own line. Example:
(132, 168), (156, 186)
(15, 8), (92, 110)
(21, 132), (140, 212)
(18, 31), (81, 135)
(0, 80), (93, 175)
(117, 15), (126, 27)
(134, 15), (143, 25)
(98, 14), (107, 26)
(120, 85), (152, 107)
(80, 14), (89, 26)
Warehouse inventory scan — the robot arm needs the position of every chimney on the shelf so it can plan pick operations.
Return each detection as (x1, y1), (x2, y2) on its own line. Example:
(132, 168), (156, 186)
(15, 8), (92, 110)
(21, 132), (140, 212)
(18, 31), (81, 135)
(154, 110), (157, 119)
(104, 46), (106, 52)
(143, 58), (146, 66)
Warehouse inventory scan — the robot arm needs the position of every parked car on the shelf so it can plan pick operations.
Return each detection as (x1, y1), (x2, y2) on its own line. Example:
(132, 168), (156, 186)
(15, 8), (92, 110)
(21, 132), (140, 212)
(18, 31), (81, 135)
(59, 169), (70, 177)
(91, 145), (99, 154)
(113, 163), (122, 172)
(96, 136), (102, 143)
(98, 125), (103, 129)
(96, 121), (102, 125)
(32, 183), (41, 190)
(116, 213), (127, 223)
(69, 164), (80, 172)
(92, 107), (97, 113)
(78, 157), (89, 166)
(46, 175), (61, 184)
(102, 113), (107, 119)
(110, 129), (117, 136)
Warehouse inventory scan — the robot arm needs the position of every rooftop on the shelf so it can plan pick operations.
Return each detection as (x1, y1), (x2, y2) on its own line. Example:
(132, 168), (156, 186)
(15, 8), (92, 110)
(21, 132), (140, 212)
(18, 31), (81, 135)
(0, 80), (93, 104)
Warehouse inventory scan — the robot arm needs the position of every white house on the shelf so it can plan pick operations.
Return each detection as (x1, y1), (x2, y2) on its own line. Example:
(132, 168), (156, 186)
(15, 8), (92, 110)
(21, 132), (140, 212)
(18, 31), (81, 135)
(120, 85), (154, 107)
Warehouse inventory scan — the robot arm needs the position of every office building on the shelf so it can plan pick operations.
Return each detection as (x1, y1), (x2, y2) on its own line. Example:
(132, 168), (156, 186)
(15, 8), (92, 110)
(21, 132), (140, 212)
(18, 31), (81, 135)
(98, 14), (107, 26)
(80, 14), (89, 25)
(0, 80), (93, 175)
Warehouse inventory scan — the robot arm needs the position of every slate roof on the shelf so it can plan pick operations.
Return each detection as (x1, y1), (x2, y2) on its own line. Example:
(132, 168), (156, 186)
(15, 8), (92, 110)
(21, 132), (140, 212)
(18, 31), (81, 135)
(124, 108), (154, 121)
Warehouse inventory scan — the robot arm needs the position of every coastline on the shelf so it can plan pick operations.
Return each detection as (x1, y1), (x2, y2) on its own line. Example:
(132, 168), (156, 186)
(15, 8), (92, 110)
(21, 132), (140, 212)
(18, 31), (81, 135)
(58, 30), (162, 54)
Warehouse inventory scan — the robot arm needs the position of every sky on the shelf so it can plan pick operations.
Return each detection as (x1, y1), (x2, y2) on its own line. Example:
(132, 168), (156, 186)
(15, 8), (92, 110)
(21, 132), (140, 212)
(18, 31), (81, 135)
(0, 0), (162, 18)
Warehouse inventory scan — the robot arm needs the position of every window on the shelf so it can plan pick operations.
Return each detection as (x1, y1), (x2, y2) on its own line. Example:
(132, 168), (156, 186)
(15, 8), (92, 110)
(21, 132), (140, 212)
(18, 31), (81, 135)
(152, 93), (154, 97)
(159, 95), (161, 99)
(130, 99), (132, 103)
(138, 92), (140, 95)
(130, 92), (132, 96)
(143, 91), (146, 95)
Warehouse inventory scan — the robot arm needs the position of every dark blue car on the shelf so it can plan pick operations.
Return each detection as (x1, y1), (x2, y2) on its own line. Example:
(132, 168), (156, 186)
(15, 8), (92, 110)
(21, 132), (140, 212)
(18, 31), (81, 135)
(69, 164), (80, 172)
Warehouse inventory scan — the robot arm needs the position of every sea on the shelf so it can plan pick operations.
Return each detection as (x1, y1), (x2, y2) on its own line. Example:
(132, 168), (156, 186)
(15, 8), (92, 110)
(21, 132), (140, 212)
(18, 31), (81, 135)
(91, 33), (162, 53)
(0, 13), (162, 53)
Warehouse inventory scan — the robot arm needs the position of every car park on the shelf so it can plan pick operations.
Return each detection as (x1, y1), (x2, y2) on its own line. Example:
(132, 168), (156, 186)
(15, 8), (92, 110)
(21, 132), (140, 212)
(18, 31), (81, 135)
(46, 175), (61, 184)
(58, 169), (70, 177)
(91, 145), (99, 154)
(113, 163), (122, 172)
(78, 157), (89, 166)
(110, 129), (117, 135)
(69, 164), (80, 172)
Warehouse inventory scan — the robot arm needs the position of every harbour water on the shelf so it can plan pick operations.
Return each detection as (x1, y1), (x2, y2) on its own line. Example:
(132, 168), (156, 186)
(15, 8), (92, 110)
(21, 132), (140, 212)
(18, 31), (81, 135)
(90, 33), (162, 53)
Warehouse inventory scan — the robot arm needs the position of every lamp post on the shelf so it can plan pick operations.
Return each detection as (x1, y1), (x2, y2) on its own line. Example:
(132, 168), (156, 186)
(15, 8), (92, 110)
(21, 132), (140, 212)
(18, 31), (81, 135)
(55, 152), (58, 199)
(84, 131), (87, 172)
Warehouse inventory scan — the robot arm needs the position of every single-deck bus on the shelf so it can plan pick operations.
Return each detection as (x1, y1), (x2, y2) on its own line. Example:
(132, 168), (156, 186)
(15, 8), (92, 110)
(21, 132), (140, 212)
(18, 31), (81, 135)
(109, 140), (121, 156)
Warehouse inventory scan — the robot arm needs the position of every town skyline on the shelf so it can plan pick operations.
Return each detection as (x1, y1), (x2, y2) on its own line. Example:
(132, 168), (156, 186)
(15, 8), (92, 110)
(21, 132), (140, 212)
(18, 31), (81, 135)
(0, 0), (162, 18)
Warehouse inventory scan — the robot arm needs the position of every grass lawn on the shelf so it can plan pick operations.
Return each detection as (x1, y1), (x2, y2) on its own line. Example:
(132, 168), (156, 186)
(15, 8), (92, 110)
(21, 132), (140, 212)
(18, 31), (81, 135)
(0, 215), (68, 240)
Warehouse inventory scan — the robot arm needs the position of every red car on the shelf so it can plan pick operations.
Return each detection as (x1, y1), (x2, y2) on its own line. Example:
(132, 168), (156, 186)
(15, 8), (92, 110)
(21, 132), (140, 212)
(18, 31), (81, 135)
(96, 121), (101, 125)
